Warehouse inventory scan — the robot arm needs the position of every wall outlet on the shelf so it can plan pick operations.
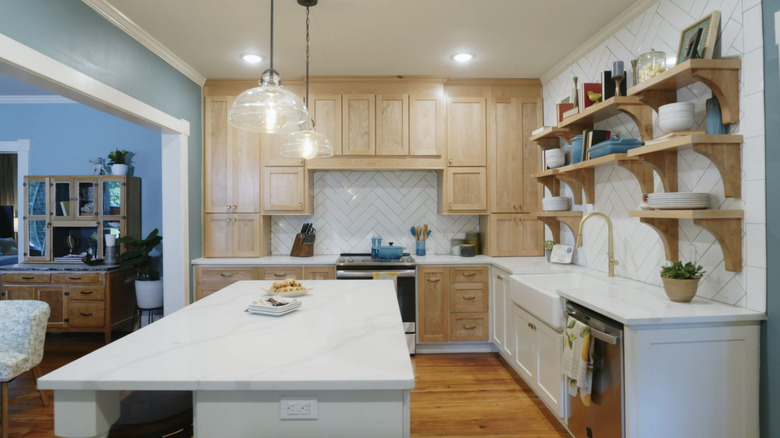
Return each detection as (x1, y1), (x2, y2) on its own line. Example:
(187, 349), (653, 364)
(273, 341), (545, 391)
(280, 396), (318, 420)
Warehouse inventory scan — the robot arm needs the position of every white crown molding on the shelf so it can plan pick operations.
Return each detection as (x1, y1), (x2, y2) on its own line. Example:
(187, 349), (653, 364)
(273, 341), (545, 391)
(0, 95), (76, 104)
(540, 0), (658, 84)
(81, 0), (207, 87)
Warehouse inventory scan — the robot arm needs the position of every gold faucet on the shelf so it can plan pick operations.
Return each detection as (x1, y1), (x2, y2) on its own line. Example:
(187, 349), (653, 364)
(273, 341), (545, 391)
(575, 212), (620, 277)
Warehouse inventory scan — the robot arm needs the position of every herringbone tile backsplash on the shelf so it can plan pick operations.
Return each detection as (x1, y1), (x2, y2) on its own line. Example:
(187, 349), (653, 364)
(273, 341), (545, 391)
(542, 0), (765, 311)
(271, 171), (479, 256)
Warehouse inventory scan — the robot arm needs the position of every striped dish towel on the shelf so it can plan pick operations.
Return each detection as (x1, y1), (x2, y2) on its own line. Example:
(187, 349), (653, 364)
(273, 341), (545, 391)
(561, 316), (594, 406)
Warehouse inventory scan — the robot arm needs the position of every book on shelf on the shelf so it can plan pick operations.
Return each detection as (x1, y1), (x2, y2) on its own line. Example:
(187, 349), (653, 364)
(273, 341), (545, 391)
(562, 106), (580, 119)
(601, 70), (627, 100)
(581, 129), (611, 161)
(556, 103), (575, 122)
(581, 82), (603, 110)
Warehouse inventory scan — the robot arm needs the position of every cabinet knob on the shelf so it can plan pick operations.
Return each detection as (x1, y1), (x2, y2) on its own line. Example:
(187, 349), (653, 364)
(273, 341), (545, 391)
(273, 272), (287, 277)
(448, 159), (452, 165)
(68, 277), (81, 281)
(79, 291), (93, 295)
(227, 205), (232, 209)
(299, 202), (303, 208)
(79, 312), (93, 317)
(226, 218), (231, 222)
(497, 275), (504, 280)
(462, 272), (476, 277)
(463, 325), (476, 330)
(449, 203), (453, 208)
(462, 295), (476, 301)
(427, 278), (440, 283)
(232, 205), (237, 209)
(220, 273), (234, 278)
(233, 218), (238, 222)
(299, 159), (303, 164)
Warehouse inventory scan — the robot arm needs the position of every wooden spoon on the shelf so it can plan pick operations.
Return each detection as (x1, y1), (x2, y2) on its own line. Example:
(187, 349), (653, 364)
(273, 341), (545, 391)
(422, 224), (428, 240)
(416, 226), (421, 241)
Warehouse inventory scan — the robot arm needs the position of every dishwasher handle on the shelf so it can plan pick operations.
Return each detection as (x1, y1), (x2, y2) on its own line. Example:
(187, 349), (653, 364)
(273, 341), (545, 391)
(566, 303), (622, 345)
(588, 327), (620, 345)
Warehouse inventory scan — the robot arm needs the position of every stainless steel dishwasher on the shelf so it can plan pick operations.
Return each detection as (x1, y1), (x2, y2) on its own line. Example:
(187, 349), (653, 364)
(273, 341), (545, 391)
(565, 301), (624, 438)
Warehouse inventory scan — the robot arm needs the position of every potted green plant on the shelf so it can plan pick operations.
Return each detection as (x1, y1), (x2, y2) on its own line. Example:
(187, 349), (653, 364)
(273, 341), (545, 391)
(660, 261), (705, 303)
(107, 148), (131, 176)
(118, 229), (163, 310)
(543, 240), (555, 261)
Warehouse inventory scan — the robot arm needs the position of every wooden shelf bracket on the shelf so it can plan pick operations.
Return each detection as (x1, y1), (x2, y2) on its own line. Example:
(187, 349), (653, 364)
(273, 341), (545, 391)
(616, 160), (654, 195)
(537, 175), (560, 197)
(637, 217), (679, 263)
(692, 143), (741, 198)
(693, 217), (743, 272)
(691, 68), (740, 124)
(616, 103), (654, 141)
(557, 168), (595, 204)
(536, 214), (581, 244)
(636, 151), (678, 193)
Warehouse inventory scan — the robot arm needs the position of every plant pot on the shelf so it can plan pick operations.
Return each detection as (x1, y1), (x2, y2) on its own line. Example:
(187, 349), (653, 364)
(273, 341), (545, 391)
(135, 279), (163, 309)
(661, 277), (699, 303)
(545, 249), (552, 261)
(111, 164), (129, 175)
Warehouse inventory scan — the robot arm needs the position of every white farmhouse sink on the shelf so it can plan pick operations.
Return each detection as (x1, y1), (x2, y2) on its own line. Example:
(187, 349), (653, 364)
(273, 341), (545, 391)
(509, 273), (611, 331)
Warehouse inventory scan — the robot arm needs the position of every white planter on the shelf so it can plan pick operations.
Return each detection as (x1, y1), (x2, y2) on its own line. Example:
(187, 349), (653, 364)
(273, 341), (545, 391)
(135, 279), (163, 309)
(111, 164), (129, 175)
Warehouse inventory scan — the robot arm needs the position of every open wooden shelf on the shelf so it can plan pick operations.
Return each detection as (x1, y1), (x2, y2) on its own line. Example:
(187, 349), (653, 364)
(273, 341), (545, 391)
(558, 96), (654, 141)
(628, 59), (741, 124)
(532, 211), (582, 244)
(627, 134), (743, 197)
(629, 209), (744, 272)
(530, 127), (575, 147)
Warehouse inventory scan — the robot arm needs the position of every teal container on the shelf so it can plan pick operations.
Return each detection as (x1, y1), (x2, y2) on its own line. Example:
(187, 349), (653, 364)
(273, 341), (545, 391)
(570, 135), (584, 164)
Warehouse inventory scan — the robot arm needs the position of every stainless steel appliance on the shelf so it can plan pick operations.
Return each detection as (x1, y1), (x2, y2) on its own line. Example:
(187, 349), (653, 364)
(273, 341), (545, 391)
(336, 253), (416, 354)
(566, 301), (624, 438)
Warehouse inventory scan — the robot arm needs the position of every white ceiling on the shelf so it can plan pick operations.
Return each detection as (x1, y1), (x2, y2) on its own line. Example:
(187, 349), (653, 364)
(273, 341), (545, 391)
(103, 0), (641, 81)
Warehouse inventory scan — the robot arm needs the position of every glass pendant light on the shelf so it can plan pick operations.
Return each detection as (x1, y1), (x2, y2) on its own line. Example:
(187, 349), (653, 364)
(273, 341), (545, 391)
(229, 0), (309, 134)
(280, 0), (333, 159)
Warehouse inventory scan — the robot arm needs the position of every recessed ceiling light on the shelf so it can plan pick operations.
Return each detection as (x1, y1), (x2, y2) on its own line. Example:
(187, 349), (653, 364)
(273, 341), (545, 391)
(241, 54), (263, 64)
(451, 53), (475, 63)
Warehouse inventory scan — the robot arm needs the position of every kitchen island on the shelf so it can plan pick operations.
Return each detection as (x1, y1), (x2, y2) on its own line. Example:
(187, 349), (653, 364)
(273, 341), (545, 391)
(38, 279), (414, 438)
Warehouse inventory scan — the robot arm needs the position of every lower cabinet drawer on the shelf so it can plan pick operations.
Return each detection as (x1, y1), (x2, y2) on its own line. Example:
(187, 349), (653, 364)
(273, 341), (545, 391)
(3, 273), (51, 283)
(258, 266), (303, 280)
(450, 313), (489, 342)
(52, 273), (101, 284)
(68, 302), (105, 328)
(450, 283), (489, 312)
(197, 267), (256, 283)
(68, 285), (105, 301)
(196, 283), (230, 301)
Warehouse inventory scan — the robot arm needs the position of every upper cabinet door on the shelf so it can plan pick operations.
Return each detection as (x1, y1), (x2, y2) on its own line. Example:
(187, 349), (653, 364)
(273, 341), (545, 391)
(310, 94), (342, 156)
(261, 133), (305, 167)
(375, 94), (408, 156)
(229, 125), (261, 213)
(409, 94), (445, 156)
(446, 97), (486, 166)
(491, 97), (527, 213)
(342, 94), (376, 155)
(204, 96), (231, 213)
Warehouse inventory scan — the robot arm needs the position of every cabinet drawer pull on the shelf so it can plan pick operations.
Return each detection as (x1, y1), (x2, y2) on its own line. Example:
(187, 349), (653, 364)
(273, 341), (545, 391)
(220, 273), (234, 278)
(462, 295), (476, 300)
(22, 276), (34, 280)
(463, 324), (476, 330)
(462, 272), (476, 277)
(79, 312), (93, 317)
(273, 272), (288, 277)
(427, 278), (440, 283)
(497, 275), (504, 280)
(79, 291), (93, 295)
(68, 277), (82, 281)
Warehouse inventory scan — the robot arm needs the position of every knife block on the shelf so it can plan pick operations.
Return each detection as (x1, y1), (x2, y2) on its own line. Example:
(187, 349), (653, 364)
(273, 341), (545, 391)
(290, 234), (314, 257)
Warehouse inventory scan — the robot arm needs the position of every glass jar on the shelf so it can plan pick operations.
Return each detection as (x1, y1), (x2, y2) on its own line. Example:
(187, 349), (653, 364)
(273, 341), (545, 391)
(637, 49), (667, 83)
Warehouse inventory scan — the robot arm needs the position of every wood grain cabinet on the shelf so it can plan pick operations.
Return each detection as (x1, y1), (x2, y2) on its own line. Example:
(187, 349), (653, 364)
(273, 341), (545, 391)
(439, 167), (487, 214)
(303, 266), (336, 280)
(418, 265), (489, 343)
(262, 167), (312, 215)
(409, 94), (445, 156)
(376, 94), (409, 155)
(195, 266), (257, 300)
(0, 269), (135, 343)
(309, 94), (343, 155)
(480, 214), (542, 257)
(257, 266), (303, 281)
(342, 94), (376, 155)
(203, 213), (267, 258)
(446, 96), (486, 166)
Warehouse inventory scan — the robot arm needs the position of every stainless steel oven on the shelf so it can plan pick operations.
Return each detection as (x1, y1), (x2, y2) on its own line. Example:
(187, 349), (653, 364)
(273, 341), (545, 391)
(336, 253), (416, 354)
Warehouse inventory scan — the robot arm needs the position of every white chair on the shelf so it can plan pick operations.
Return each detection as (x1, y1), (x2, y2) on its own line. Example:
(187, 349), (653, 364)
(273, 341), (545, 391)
(0, 300), (50, 438)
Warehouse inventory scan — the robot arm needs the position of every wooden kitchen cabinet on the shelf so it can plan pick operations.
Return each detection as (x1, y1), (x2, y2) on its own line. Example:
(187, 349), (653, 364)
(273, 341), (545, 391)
(261, 133), (305, 167)
(262, 167), (312, 215)
(409, 94), (445, 156)
(417, 266), (450, 343)
(258, 266), (303, 281)
(511, 303), (564, 417)
(375, 94), (409, 155)
(446, 96), (486, 166)
(203, 213), (267, 258)
(0, 269), (135, 343)
(203, 96), (261, 214)
(439, 167), (487, 214)
(480, 214), (543, 256)
(195, 266), (257, 300)
(418, 265), (490, 344)
(303, 266), (336, 280)
(342, 94), (376, 155)
(310, 94), (343, 155)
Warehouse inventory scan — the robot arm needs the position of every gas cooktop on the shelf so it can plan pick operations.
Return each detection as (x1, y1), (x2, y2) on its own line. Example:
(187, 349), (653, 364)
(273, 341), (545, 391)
(336, 253), (416, 267)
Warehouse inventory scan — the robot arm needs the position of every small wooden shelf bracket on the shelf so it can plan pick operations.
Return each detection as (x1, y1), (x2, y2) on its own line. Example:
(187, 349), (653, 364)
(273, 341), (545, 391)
(635, 151), (678, 193)
(637, 217), (679, 262)
(535, 212), (582, 244)
(616, 160), (654, 195)
(616, 104), (654, 141)
(537, 175), (561, 197)
(692, 143), (741, 198)
(693, 217), (743, 271)
(557, 168), (595, 204)
(691, 68), (740, 124)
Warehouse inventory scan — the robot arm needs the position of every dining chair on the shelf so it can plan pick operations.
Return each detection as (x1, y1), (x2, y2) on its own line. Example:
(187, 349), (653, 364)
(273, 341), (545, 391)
(0, 300), (50, 438)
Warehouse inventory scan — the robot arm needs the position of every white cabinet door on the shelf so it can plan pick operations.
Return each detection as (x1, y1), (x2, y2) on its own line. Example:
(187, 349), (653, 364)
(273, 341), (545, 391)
(491, 269), (506, 353)
(536, 321), (564, 418)
(512, 304), (536, 382)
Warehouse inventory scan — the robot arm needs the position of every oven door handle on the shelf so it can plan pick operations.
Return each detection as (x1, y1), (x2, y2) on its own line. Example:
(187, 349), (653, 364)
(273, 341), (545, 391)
(336, 269), (416, 279)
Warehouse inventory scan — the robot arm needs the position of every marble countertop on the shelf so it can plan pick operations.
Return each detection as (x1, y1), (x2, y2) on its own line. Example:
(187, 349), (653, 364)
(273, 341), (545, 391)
(38, 279), (414, 392)
(0, 263), (122, 271)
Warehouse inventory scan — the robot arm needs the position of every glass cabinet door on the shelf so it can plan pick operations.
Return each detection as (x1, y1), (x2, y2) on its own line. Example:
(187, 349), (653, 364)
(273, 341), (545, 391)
(52, 179), (73, 218)
(25, 219), (49, 260)
(25, 178), (48, 217)
(76, 179), (98, 219)
(101, 178), (125, 217)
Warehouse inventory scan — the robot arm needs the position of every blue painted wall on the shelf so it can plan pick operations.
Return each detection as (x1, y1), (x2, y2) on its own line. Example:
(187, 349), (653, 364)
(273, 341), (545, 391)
(0, 103), (162, 238)
(762, 1), (780, 436)
(0, 0), (203, 263)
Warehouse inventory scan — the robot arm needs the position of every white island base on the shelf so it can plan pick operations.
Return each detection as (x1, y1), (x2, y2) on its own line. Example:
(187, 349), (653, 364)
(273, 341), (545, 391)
(40, 280), (414, 437)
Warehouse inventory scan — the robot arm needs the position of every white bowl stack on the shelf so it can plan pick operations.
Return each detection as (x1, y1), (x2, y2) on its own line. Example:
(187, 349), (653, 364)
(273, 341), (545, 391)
(545, 148), (565, 169)
(647, 192), (709, 209)
(542, 196), (570, 211)
(658, 102), (695, 133)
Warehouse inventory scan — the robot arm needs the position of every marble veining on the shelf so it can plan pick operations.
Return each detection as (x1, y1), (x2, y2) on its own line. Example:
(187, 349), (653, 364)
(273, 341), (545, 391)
(38, 280), (414, 392)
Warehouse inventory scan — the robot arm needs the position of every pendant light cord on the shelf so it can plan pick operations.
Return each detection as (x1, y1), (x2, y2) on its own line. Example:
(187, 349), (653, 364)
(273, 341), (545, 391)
(269, 0), (274, 74)
(305, 5), (310, 109)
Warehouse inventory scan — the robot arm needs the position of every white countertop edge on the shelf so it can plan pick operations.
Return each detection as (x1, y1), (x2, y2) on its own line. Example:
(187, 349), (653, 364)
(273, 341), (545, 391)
(38, 379), (416, 392)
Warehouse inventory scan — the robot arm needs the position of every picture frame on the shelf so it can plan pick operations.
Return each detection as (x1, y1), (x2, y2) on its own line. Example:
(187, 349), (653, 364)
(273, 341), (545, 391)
(677, 11), (720, 64)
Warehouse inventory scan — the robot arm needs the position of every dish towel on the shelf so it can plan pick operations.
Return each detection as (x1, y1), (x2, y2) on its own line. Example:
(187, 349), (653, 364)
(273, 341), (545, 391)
(561, 315), (594, 406)
(373, 271), (398, 290)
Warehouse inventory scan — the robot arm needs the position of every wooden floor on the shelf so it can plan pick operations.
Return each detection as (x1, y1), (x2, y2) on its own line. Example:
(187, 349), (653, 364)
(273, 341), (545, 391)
(4, 334), (570, 437)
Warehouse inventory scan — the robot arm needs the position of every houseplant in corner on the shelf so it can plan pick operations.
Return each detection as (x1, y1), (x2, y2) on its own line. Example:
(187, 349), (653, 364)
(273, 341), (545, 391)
(543, 240), (555, 261)
(118, 229), (163, 310)
(660, 261), (704, 303)
(107, 148), (131, 175)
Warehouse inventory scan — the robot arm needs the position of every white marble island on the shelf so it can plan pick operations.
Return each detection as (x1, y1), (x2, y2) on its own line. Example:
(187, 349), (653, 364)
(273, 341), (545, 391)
(38, 280), (414, 438)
